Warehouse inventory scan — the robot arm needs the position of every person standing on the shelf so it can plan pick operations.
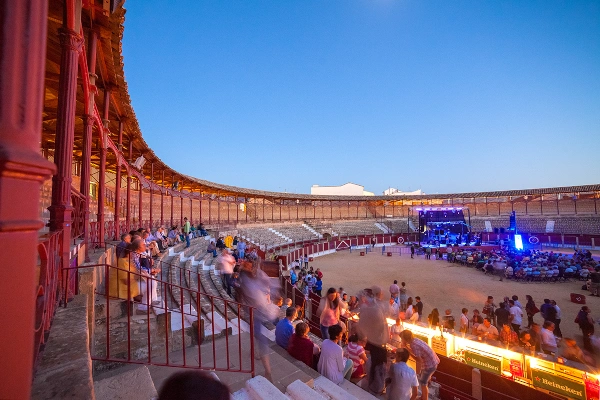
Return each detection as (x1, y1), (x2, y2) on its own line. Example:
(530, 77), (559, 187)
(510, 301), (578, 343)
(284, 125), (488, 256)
(399, 282), (408, 311)
(525, 295), (538, 328)
(459, 308), (469, 334)
(552, 300), (562, 337)
(317, 288), (342, 340)
(590, 267), (600, 296)
(400, 330), (440, 400)
(494, 302), (510, 330)
(482, 296), (497, 326)
(183, 217), (191, 248)
(425, 246), (432, 260)
(385, 348), (419, 400)
(237, 240), (246, 259)
(410, 244), (415, 259)
(415, 296), (424, 322)
(389, 280), (400, 300)
(576, 306), (595, 352)
(508, 300), (523, 335)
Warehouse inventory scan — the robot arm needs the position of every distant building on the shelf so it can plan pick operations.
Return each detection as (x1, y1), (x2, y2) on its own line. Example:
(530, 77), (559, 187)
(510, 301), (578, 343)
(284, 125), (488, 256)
(383, 188), (424, 196)
(311, 183), (374, 196)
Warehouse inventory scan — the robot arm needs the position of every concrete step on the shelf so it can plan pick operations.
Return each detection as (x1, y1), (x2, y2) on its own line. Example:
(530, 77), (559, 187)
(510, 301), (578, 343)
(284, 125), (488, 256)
(286, 379), (327, 400)
(313, 376), (359, 400)
(245, 376), (289, 400)
(94, 365), (157, 400)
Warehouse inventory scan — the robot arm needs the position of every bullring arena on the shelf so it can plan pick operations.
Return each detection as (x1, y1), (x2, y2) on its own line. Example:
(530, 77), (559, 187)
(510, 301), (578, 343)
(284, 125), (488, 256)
(2, 2), (600, 400)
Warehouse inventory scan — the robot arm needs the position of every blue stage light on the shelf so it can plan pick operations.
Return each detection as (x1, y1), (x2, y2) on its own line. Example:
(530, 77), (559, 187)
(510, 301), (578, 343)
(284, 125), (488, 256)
(515, 234), (523, 250)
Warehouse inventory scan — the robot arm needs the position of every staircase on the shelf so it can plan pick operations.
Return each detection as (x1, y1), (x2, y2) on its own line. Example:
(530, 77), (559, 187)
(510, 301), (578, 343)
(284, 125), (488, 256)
(268, 227), (293, 243)
(302, 223), (324, 239)
(374, 222), (391, 234)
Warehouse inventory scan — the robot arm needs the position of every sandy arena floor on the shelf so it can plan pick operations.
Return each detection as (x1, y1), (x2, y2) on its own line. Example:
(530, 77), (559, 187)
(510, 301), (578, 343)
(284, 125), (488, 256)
(309, 248), (598, 350)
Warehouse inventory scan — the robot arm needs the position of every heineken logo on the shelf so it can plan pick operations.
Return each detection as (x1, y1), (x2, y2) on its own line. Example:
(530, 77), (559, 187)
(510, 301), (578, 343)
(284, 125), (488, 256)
(464, 351), (501, 375)
(531, 369), (585, 400)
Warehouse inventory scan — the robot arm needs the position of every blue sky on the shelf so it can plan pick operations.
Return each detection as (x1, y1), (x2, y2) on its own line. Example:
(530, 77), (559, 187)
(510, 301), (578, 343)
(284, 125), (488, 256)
(122, 1), (600, 195)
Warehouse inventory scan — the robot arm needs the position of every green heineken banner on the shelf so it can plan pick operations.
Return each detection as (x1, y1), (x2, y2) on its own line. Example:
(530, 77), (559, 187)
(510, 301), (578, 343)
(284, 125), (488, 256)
(531, 369), (585, 400)
(464, 350), (501, 375)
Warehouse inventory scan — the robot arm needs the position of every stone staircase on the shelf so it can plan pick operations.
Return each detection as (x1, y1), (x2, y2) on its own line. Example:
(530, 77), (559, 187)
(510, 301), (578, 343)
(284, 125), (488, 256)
(232, 375), (379, 400)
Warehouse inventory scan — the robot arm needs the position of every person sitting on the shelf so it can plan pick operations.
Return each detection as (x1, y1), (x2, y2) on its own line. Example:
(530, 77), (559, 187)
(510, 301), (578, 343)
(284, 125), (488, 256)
(317, 324), (353, 384)
(275, 306), (297, 349)
(115, 233), (131, 259)
(167, 226), (180, 246)
(385, 348), (418, 400)
(519, 331), (534, 350)
(476, 318), (499, 340)
(346, 334), (368, 379)
(500, 324), (519, 346)
(207, 241), (217, 257)
(288, 322), (320, 368)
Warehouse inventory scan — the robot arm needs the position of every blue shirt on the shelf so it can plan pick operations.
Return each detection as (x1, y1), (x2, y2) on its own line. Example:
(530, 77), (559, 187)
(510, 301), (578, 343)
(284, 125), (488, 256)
(275, 318), (294, 349)
(290, 271), (297, 285)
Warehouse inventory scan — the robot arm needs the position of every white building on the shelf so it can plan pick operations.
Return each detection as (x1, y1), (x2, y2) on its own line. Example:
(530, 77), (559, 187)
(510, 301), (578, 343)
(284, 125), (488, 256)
(383, 188), (424, 196)
(311, 183), (374, 196)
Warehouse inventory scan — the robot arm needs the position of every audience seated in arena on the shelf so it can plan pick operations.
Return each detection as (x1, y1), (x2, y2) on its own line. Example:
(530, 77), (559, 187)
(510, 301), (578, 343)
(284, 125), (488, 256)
(287, 322), (320, 368)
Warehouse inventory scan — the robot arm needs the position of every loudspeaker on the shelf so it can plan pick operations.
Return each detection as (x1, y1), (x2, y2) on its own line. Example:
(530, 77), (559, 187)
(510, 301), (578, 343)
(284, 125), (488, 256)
(494, 228), (499, 234)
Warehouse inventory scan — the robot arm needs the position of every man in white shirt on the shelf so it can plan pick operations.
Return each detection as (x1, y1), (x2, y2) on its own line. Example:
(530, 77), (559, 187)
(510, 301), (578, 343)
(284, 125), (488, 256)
(541, 321), (558, 354)
(508, 300), (523, 335)
(476, 318), (499, 340)
(217, 248), (236, 296)
(385, 348), (418, 400)
(317, 324), (353, 384)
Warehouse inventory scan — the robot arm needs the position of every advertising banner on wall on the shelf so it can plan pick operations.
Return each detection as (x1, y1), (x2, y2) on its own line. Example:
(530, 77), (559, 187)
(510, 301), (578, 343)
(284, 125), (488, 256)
(464, 350), (501, 375)
(531, 369), (585, 400)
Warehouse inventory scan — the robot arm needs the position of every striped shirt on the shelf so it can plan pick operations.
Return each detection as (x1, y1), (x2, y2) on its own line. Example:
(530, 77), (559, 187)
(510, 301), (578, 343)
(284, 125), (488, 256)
(347, 342), (365, 372)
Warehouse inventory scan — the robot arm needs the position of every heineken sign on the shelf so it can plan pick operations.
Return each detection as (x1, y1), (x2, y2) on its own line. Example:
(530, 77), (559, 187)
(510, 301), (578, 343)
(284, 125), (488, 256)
(464, 350), (501, 375)
(531, 369), (585, 400)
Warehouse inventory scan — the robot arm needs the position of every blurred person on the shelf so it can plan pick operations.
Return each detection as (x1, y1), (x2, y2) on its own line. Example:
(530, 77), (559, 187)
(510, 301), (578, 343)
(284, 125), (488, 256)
(317, 288), (342, 340)
(519, 331), (534, 350)
(562, 338), (595, 366)
(442, 309), (455, 331)
(494, 302), (510, 329)
(415, 296), (424, 322)
(115, 233), (131, 259)
(551, 300), (562, 337)
(399, 282), (408, 311)
(508, 300), (523, 335)
(238, 261), (280, 382)
(236, 240), (246, 259)
(216, 248), (236, 296)
(389, 280), (400, 300)
(390, 317), (403, 346)
(470, 309), (484, 333)
(459, 308), (469, 334)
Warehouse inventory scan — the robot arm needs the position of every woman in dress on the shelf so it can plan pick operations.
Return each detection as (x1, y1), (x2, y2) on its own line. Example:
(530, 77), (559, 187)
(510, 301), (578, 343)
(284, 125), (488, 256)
(428, 308), (440, 327)
(404, 297), (414, 321)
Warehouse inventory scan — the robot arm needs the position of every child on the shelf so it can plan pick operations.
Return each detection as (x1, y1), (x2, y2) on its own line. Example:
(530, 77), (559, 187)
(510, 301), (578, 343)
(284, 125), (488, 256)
(315, 276), (323, 296)
(346, 334), (367, 379)
(460, 308), (469, 333)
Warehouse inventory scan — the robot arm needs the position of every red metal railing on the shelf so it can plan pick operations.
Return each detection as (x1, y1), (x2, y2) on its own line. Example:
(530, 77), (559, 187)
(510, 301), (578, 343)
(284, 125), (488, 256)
(62, 247), (256, 375)
(34, 231), (63, 370)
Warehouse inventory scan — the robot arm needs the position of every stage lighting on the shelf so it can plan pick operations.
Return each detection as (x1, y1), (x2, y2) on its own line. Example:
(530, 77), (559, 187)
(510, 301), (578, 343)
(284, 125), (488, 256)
(515, 234), (523, 250)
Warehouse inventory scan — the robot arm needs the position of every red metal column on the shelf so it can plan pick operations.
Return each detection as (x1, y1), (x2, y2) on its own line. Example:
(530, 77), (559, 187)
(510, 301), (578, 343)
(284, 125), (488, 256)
(189, 194), (193, 224)
(114, 121), (124, 235)
(180, 193), (184, 225)
(0, 2), (55, 397)
(170, 176), (174, 226)
(209, 198), (212, 224)
(218, 194), (221, 224)
(97, 86), (110, 244)
(160, 170), (165, 227)
(80, 29), (97, 259)
(236, 197), (239, 223)
(97, 142), (106, 245)
(245, 197), (248, 223)
(80, 114), (94, 259)
(149, 162), (153, 228)
(126, 140), (132, 231)
(138, 179), (143, 227)
(199, 194), (203, 223)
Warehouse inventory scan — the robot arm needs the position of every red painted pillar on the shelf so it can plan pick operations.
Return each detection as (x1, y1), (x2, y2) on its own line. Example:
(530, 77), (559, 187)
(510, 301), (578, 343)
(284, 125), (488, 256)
(180, 193), (184, 225)
(160, 170), (164, 226)
(80, 114), (94, 259)
(208, 198), (212, 224)
(0, 2), (54, 398)
(138, 179), (143, 227)
(126, 140), (132, 231)
(170, 183), (174, 227)
(199, 193), (203, 223)
(114, 120), (124, 235)
(149, 163), (153, 228)
(189, 194), (193, 224)
(97, 144), (106, 244)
